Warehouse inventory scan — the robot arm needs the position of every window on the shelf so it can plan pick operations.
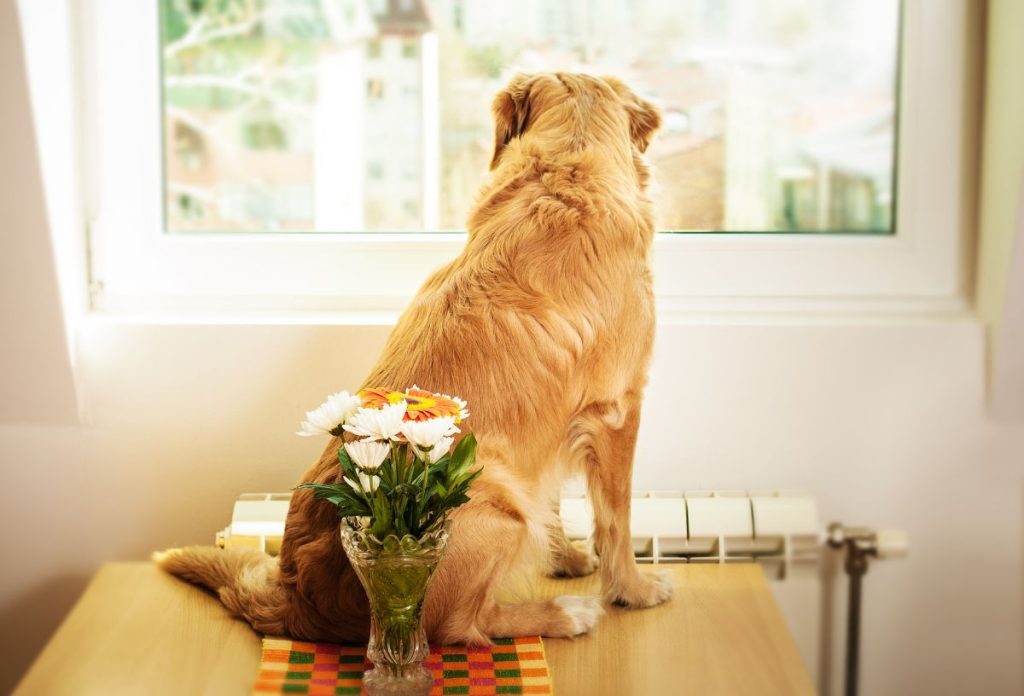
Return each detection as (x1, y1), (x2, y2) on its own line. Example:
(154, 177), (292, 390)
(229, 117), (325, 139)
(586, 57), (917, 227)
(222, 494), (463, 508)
(158, 0), (899, 235)
(77, 0), (971, 315)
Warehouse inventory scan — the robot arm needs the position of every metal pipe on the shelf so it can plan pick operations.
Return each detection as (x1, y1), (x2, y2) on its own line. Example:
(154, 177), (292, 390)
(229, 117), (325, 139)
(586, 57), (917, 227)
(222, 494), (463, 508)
(844, 549), (868, 696)
(828, 523), (876, 696)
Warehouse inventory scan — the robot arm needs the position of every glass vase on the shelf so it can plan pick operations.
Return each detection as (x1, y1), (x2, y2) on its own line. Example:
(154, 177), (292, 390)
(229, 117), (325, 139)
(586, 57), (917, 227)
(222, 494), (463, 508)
(339, 517), (449, 696)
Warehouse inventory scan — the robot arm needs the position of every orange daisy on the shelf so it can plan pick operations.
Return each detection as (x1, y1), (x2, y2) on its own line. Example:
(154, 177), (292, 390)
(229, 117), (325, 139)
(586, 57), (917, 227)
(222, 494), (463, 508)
(359, 387), (392, 409)
(358, 386), (468, 422)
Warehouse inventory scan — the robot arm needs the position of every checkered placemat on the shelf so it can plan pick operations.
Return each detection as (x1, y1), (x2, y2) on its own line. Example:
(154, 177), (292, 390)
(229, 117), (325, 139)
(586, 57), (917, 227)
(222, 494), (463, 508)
(253, 636), (553, 695)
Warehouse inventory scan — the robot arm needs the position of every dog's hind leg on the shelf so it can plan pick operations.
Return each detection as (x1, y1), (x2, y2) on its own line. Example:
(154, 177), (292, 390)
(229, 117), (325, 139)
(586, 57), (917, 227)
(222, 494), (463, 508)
(478, 596), (603, 638)
(424, 474), (604, 643)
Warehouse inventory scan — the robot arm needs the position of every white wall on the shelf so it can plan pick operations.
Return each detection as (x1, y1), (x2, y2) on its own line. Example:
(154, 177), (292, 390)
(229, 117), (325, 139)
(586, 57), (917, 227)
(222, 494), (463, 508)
(1, 319), (1022, 694)
(0, 0), (78, 427)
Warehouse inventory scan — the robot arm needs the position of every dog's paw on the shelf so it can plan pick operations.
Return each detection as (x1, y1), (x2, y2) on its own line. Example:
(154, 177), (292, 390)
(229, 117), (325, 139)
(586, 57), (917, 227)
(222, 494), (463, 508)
(606, 570), (673, 608)
(552, 595), (605, 636)
(550, 543), (599, 578)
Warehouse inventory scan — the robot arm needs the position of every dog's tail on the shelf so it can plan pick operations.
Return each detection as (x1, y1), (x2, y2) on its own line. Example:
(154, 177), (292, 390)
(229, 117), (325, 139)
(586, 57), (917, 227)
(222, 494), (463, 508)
(154, 546), (287, 634)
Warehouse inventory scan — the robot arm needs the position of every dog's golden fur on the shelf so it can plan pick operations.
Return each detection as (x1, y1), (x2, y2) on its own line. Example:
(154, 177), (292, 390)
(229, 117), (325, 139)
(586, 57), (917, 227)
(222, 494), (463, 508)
(157, 72), (669, 643)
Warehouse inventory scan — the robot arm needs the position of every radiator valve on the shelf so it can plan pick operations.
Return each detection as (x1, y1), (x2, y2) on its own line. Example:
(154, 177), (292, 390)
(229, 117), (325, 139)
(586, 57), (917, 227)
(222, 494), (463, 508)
(826, 523), (909, 565)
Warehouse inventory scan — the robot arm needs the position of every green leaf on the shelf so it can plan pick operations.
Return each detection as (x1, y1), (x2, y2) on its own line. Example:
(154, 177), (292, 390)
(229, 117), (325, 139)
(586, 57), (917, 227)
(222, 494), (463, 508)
(462, 468), (483, 488)
(368, 496), (393, 537)
(295, 481), (372, 516)
(450, 433), (477, 475)
(451, 432), (476, 467)
(338, 447), (358, 476)
(426, 455), (450, 472)
(295, 482), (345, 496)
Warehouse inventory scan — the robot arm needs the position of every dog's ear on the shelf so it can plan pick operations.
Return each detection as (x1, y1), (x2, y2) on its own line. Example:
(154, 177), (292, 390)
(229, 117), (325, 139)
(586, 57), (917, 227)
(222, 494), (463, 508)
(624, 97), (661, 153)
(602, 76), (662, 153)
(490, 74), (534, 170)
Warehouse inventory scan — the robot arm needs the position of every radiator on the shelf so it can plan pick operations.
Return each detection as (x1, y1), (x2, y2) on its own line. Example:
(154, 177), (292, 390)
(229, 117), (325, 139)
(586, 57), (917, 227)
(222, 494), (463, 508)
(215, 490), (825, 685)
(215, 492), (290, 555)
(559, 489), (825, 687)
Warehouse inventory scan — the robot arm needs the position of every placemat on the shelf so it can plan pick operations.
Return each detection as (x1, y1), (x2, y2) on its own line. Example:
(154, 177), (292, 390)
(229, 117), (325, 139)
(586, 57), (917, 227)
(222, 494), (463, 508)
(253, 635), (553, 695)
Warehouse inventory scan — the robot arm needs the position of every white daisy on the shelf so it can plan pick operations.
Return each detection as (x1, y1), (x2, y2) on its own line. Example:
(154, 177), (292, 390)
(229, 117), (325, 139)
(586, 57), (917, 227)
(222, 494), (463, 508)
(345, 470), (380, 493)
(412, 435), (454, 464)
(402, 416), (460, 449)
(343, 402), (408, 441)
(344, 439), (390, 471)
(296, 391), (362, 437)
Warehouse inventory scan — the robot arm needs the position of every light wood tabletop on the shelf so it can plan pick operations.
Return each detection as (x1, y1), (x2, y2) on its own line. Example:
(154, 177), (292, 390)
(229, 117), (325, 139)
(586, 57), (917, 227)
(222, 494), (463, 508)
(15, 562), (814, 696)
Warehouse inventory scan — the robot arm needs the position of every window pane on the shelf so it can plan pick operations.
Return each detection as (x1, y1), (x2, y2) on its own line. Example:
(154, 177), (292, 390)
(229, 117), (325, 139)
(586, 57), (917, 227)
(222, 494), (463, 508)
(160, 0), (900, 233)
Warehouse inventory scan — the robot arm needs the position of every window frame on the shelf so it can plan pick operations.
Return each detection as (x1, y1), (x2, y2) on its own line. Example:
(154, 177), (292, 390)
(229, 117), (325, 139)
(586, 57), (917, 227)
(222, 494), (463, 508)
(74, 0), (973, 319)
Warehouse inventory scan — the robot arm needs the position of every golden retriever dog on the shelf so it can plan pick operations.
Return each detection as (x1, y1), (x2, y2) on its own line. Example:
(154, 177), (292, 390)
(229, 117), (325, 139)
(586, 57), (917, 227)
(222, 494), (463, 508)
(157, 72), (669, 644)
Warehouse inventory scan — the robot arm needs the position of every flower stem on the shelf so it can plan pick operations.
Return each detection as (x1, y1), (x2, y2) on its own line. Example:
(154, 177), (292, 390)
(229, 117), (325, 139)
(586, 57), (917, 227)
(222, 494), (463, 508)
(389, 440), (399, 485)
(422, 450), (430, 499)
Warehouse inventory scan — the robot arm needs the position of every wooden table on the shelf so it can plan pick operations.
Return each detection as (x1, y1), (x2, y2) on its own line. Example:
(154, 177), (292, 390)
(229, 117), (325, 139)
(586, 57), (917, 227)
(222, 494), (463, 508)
(15, 562), (814, 695)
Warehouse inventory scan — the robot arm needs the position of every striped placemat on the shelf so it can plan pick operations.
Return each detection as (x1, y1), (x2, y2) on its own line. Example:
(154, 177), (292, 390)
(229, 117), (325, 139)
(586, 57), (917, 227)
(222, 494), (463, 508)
(253, 635), (553, 695)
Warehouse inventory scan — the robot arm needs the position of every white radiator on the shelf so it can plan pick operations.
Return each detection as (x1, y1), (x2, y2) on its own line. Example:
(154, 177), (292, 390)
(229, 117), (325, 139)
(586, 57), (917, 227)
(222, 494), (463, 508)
(216, 489), (826, 686)
(560, 489), (824, 687)
(215, 492), (290, 555)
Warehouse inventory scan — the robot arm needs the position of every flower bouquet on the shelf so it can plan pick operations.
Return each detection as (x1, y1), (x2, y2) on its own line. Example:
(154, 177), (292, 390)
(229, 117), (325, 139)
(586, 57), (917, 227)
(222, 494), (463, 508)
(296, 387), (480, 696)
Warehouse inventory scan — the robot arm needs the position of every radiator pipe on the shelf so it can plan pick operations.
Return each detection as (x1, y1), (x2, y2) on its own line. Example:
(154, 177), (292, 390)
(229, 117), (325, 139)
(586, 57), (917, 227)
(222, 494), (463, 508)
(827, 523), (876, 696)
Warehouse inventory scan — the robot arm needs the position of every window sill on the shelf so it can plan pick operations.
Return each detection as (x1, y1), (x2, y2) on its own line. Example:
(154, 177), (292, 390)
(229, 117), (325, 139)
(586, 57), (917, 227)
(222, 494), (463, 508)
(82, 300), (974, 329)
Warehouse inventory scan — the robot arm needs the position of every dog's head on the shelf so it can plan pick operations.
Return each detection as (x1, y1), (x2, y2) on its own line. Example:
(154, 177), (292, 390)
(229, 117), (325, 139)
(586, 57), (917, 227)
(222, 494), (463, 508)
(489, 72), (661, 173)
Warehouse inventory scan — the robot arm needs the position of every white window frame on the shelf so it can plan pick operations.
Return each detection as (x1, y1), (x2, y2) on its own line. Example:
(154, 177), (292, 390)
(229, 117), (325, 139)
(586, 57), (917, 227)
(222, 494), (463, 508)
(68, 0), (972, 319)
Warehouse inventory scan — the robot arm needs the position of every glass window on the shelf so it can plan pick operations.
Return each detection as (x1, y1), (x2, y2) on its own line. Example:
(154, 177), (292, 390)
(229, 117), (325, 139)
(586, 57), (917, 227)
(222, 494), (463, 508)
(159, 0), (901, 234)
